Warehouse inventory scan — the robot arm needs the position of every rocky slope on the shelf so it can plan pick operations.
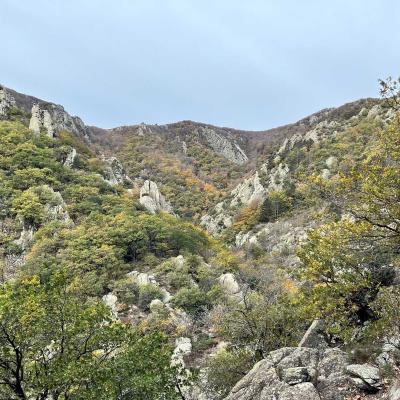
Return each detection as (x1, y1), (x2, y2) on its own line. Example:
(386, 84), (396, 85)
(200, 98), (387, 236)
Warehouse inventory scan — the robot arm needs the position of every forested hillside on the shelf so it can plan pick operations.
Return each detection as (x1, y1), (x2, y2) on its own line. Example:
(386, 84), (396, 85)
(0, 80), (399, 400)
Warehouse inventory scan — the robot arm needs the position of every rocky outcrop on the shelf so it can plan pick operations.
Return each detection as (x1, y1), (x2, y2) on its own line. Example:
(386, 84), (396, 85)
(389, 381), (400, 400)
(225, 346), (359, 400)
(224, 315), (389, 400)
(63, 147), (77, 167)
(200, 172), (265, 234)
(200, 203), (233, 235)
(1, 85), (89, 138)
(127, 270), (172, 303)
(139, 180), (174, 214)
(14, 225), (35, 252)
(102, 156), (132, 185)
(235, 213), (312, 271)
(28, 102), (89, 139)
(0, 86), (16, 117)
(172, 337), (192, 368)
(230, 172), (265, 207)
(29, 103), (55, 137)
(199, 127), (248, 165)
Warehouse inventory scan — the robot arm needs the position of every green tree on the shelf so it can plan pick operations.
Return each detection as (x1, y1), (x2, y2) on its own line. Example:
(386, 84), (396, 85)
(204, 348), (253, 399)
(258, 190), (292, 223)
(298, 82), (400, 340)
(12, 188), (45, 226)
(0, 272), (178, 399)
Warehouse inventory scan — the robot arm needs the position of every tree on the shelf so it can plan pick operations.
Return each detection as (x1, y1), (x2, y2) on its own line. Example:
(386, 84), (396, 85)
(204, 348), (253, 399)
(0, 272), (178, 399)
(211, 267), (305, 360)
(298, 79), (400, 340)
(258, 190), (292, 223)
(12, 188), (45, 227)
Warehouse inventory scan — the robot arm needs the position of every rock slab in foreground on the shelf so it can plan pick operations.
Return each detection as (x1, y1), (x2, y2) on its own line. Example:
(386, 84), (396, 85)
(224, 346), (382, 400)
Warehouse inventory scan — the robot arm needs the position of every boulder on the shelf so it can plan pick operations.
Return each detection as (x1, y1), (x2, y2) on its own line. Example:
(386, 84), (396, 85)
(325, 156), (338, 169)
(174, 255), (185, 268)
(389, 381), (400, 400)
(346, 364), (382, 392)
(279, 382), (321, 400)
(321, 168), (331, 180)
(171, 337), (192, 368)
(218, 273), (241, 297)
(224, 346), (357, 400)
(127, 271), (157, 286)
(299, 319), (328, 349)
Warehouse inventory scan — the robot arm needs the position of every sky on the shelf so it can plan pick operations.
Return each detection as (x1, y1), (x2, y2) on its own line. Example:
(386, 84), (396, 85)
(1, 1), (400, 130)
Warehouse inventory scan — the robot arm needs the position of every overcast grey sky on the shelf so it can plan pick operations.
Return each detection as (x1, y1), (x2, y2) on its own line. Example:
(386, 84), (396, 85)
(1, 1), (399, 130)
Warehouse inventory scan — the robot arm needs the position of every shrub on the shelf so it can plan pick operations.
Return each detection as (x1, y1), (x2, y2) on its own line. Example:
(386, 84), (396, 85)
(205, 348), (254, 399)
(138, 284), (164, 311)
(172, 287), (209, 317)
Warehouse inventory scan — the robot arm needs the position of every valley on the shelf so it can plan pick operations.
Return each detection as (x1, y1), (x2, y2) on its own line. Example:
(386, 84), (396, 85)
(0, 83), (399, 400)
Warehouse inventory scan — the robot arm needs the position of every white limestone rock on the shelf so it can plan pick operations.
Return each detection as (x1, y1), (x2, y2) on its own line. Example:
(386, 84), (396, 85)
(15, 225), (35, 251)
(0, 86), (16, 117)
(225, 346), (354, 400)
(199, 127), (248, 165)
(139, 180), (174, 214)
(44, 189), (71, 224)
(29, 103), (55, 137)
(102, 156), (132, 186)
(321, 168), (331, 180)
(172, 337), (192, 368)
(102, 292), (119, 320)
(174, 255), (185, 268)
(63, 147), (77, 167)
(298, 319), (328, 349)
(218, 273), (242, 299)
(230, 171), (265, 207)
(326, 156), (338, 169)
(28, 101), (89, 139)
(367, 105), (381, 119)
(200, 213), (232, 236)
(389, 381), (400, 400)
(127, 271), (157, 286)
(182, 140), (188, 154)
